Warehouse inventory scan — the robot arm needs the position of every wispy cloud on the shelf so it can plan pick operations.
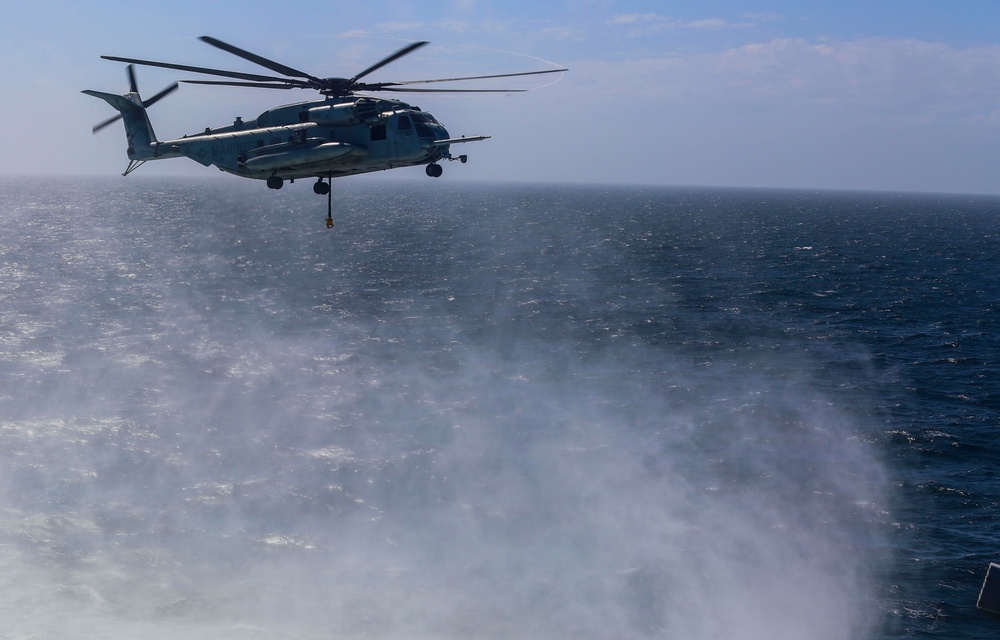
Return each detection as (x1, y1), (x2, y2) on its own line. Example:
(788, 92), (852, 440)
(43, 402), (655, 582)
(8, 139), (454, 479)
(608, 13), (754, 37)
(743, 12), (786, 23)
(608, 13), (661, 26)
(708, 37), (1000, 114)
(374, 21), (433, 33)
(688, 18), (731, 30)
(563, 36), (1000, 125)
(537, 25), (588, 42)
(536, 34), (1000, 192)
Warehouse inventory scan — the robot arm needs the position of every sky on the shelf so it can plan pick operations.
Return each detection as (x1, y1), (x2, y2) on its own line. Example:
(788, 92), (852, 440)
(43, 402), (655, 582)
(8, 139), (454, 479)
(6, 0), (1000, 195)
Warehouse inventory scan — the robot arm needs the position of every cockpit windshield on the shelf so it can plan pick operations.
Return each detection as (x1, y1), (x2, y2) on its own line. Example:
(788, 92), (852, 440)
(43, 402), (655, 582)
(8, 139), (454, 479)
(407, 112), (438, 138)
(411, 112), (438, 125)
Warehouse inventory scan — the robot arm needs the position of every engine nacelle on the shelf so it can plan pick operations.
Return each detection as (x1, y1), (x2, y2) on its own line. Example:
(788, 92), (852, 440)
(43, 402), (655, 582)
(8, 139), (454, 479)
(305, 103), (361, 126)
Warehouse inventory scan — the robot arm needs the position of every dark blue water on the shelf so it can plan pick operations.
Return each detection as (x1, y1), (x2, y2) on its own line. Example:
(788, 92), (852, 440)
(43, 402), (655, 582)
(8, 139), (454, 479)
(0, 177), (997, 638)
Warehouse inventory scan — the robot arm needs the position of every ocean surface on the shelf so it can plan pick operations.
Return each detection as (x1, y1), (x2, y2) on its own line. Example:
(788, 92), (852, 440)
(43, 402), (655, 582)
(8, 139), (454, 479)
(0, 177), (998, 639)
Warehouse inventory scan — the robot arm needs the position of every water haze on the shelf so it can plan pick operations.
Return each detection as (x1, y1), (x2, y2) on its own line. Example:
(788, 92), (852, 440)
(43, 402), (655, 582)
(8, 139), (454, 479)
(2, 178), (994, 638)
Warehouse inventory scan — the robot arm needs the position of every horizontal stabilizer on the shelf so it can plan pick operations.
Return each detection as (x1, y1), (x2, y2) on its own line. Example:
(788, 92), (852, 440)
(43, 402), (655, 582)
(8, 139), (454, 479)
(82, 89), (145, 118)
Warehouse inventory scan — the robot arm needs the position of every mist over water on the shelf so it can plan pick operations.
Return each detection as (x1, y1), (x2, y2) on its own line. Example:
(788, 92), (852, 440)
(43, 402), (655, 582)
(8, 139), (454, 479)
(0, 179), (901, 638)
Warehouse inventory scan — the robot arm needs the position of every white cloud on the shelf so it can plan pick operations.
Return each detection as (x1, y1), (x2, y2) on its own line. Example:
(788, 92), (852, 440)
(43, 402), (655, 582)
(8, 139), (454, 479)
(567, 36), (1000, 124)
(538, 25), (588, 42)
(433, 19), (473, 34)
(607, 13), (754, 37)
(533, 35), (1000, 191)
(688, 18), (731, 30)
(608, 13), (661, 26)
(743, 12), (786, 23)
(373, 21), (429, 34)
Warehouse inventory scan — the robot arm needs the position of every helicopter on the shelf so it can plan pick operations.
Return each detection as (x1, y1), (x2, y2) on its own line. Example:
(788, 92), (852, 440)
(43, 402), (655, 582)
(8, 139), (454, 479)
(83, 36), (566, 227)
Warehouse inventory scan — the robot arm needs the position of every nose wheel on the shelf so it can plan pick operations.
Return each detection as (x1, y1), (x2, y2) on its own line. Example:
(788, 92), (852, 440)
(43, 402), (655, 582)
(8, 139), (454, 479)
(425, 163), (443, 178)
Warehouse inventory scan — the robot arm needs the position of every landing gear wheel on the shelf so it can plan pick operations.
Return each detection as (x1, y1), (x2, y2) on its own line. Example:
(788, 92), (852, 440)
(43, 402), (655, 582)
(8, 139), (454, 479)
(425, 163), (443, 178)
(313, 180), (330, 195)
(266, 175), (284, 190)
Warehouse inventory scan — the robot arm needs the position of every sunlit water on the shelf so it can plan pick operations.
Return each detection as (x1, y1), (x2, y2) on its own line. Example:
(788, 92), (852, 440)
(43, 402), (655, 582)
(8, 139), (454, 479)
(0, 177), (997, 638)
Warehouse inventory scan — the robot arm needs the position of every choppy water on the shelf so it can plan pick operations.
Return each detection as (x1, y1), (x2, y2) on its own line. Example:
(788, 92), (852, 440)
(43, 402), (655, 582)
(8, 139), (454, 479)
(1, 177), (998, 639)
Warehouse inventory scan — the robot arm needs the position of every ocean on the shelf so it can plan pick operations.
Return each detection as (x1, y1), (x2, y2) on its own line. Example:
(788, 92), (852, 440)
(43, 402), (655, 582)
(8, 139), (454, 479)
(0, 177), (998, 639)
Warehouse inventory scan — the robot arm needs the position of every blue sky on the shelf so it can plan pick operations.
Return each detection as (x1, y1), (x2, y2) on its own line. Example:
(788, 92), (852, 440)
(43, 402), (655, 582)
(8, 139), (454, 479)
(6, 1), (1000, 194)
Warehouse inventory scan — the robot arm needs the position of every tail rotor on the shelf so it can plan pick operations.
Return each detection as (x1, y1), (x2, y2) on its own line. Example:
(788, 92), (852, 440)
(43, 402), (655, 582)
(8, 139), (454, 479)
(91, 65), (178, 134)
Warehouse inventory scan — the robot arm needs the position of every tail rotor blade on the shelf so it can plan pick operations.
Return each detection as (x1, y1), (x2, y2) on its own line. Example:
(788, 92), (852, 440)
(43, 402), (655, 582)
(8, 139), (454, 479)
(142, 82), (179, 108)
(92, 113), (123, 134)
(127, 64), (139, 93)
(90, 68), (178, 134)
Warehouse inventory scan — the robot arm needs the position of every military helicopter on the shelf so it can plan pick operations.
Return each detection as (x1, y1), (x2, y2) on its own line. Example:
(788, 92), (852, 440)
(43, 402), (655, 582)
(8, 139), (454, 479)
(84, 36), (566, 227)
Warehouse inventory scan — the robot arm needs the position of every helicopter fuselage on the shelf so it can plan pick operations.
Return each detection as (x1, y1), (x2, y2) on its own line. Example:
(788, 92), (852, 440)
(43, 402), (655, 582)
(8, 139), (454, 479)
(151, 96), (462, 182)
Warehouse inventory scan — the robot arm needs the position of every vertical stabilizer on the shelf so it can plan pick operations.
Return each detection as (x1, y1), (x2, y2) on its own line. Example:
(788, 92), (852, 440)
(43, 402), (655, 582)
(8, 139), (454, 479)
(81, 90), (159, 159)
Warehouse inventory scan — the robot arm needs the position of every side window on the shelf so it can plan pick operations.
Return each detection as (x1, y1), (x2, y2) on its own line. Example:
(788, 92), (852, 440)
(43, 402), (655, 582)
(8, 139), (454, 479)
(370, 124), (387, 141)
(398, 115), (412, 131)
(414, 122), (433, 138)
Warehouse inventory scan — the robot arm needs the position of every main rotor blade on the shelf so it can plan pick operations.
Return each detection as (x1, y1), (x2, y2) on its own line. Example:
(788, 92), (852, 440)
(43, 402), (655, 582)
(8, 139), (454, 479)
(378, 67), (568, 88)
(92, 113), (122, 134)
(101, 55), (307, 85)
(199, 36), (321, 82)
(182, 79), (298, 90)
(379, 87), (527, 93)
(350, 41), (428, 83)
(142, 82), (179, 108)
(127, 64), (138, 93)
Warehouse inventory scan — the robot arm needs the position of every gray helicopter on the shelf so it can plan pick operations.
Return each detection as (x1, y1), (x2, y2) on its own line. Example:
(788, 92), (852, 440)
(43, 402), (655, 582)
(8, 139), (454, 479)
(84, 37), (566, 227)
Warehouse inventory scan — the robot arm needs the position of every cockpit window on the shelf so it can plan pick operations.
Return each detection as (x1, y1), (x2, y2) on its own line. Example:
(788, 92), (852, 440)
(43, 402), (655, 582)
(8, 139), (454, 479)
(414, 122), (434, 138)
(398, 115), (412, 130)
(411, 113), (438, 125)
